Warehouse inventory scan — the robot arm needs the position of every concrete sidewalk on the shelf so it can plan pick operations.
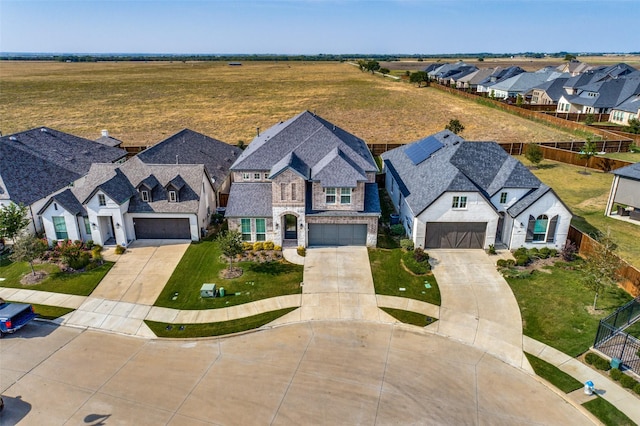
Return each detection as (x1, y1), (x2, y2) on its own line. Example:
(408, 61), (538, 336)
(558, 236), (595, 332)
(524, 336), (640, 424)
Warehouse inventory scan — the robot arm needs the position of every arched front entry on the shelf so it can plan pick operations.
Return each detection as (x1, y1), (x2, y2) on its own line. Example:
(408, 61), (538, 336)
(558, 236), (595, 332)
(284, 214), (298, 240)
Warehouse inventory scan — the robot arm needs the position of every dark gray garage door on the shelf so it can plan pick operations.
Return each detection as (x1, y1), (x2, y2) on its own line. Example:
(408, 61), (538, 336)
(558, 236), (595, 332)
(425, 222), (486, 249)
(133, 218), (191, 239)
(308, 224), (367, 246)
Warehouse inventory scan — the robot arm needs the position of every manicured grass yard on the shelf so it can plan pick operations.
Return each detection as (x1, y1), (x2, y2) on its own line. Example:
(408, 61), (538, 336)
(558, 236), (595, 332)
(380, 307), (437, 327)
(30, 303), (74, 320)
(582, 397), (636, 426)
(145, 307), (297, 338)
(0, 258), (113, 296)
(524, 352), (582, 393)
(154, 240), (303, 310)
(369, 248), (440, 306)
(519, 157), (640, 268)
(506, 260), (632, 357)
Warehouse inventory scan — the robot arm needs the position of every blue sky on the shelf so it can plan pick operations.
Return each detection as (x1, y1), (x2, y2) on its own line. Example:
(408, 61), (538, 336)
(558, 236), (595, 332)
(1, 1), (638, 54)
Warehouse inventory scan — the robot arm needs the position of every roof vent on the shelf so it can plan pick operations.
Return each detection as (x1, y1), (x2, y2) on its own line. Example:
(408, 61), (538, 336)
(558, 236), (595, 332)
(101, 129), (109, 137)
(40, 128), (48, 133)
(9, 136), (17, 141)
(443, 134), (449, 138)
(453, 141), (460, 145)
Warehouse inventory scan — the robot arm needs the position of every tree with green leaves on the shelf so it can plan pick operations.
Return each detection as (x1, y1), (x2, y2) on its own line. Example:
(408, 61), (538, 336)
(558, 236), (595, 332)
(410, 71), (428, 87)
(579, 137), (598, 173)
(445, 119), (465, 135)
(627, 117), (640, 134)
(582, 231), (623, 310)
(10, 234), (46, 276)
(365, 60), (380, 74)
(379, 67), (390, 75)
(516, 94), (524, 107)
(564, 54), (576, 61)
(0, 203), (30, 243)
(525, 144), (543, 167)
(217, 230), (244, 272)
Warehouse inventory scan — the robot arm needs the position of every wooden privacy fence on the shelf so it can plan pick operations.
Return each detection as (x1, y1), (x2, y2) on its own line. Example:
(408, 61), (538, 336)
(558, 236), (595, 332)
(541, 112), (610, 122)
(568, 226), (640, 296)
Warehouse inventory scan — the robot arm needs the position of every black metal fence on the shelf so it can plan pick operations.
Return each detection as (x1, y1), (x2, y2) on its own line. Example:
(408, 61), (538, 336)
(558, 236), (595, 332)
(594, 296), (640, 374)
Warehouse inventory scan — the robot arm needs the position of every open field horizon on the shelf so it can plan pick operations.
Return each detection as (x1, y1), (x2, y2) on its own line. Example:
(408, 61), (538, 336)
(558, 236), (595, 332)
(0, 60), (580, 147)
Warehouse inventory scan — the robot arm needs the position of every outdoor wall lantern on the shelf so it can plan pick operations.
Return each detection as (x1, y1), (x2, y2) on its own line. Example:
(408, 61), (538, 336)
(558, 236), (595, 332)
(275, 223), (279, 229)
(116, 223), (121, 229)
(300, 223), (304, 229)
(91, 223), (97, 229)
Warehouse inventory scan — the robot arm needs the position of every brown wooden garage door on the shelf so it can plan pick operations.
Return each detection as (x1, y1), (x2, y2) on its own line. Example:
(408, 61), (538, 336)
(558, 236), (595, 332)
(425, 222), (486, 249)
(133, 218), (191, 239)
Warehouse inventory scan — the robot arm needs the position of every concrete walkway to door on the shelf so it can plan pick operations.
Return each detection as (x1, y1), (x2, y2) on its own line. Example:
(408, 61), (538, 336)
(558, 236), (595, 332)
(427, 249), (532, 372)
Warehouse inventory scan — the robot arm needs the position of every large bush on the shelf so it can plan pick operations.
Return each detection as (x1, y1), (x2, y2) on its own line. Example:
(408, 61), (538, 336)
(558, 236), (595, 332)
(390, 224), (405, 236)
(400, 239), (414, 251)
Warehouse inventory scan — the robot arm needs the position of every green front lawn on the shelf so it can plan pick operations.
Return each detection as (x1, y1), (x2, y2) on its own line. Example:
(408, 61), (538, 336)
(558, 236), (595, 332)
(506, 260), (632, 357)
(0, 258), (113, 296)
(524, 352), (582, 393)
(154, 240), (303, 310)
(369, 248), (440, 305)
(31, 303), (75, 320)
(380, 307), (437, 327)
(582, 397), (636, 426)
(145, 307), (297, 338)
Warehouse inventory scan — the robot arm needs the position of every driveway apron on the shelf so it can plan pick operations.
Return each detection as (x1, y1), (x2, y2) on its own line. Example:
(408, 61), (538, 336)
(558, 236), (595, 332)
(61, 240), (190, 336)
(428, 249), (531, 371)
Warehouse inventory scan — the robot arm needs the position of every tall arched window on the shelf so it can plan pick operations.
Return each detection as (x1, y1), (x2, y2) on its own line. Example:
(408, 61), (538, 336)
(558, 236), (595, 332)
(526, 214), (559, 243)
(533, 215), (548, 241)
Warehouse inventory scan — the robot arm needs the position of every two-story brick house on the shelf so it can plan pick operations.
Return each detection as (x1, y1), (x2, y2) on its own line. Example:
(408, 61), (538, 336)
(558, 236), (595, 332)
(225, 111), (380, 247)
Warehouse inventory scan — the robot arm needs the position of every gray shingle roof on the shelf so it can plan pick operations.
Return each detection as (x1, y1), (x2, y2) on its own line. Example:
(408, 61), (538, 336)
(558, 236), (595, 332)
(532, 77), (570, 102)
(95, 135), (123, 147)
(137, 129), (241, 191)
(613, 95), (640, 113)
(305, 182), (380, 216)
(613, 162), (640, 181)
(36, 188), (86, 216)
(224, 183), (273, 217)
(269, 152), (310, 180)
(382, 131), (542, 217)
(311, 148), (367, 188)
(566, 76), (640, 109)
(0, 127), (126, 205)
(231, 111), (377, 174)
(507, 185), (552, 217)
(487, 69), (568, 94)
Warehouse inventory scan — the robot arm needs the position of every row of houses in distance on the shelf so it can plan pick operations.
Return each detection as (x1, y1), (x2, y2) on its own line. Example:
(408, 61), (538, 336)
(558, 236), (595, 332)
(1, 112), (574, 252)
(425, 60), (640, 126)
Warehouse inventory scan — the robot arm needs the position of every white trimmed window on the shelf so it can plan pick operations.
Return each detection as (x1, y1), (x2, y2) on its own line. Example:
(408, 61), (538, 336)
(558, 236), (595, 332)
(452, 196), (467, 209)
(325, 188), (336, 204)
(98, 194), (106, 206)
(243, 173), (250, 180)
(241, 218), (251, 241)
(533, 215), (549, 242)
(84, 217), (91, 234)
(53, 216), (68, 240)
(255, 219), (266, 241)
(500, 192), (508, 204)
(141, 190), (150, 202)
(340, 187), (351, 204)
(169, 190), (177, 202)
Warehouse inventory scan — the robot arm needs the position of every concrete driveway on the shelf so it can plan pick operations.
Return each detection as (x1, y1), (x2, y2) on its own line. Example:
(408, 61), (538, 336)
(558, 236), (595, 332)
(427, 249), (529, 371)
(0, 321), (592, 425)
(275, 246), (395, 323)
(61, 240), (190, 336)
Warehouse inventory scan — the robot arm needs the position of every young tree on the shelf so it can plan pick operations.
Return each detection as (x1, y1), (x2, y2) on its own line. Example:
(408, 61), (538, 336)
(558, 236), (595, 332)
(445, 119), (465, 135)
(579, 137), (598, 173)
(627, 117), (640, 134)
(525, 144), (544, 167)
(10, 235), (46, 276)
(0, 203), (30, 243)
(409, 71), (428, 87)
(515, 94), (524, 107)
(582, 231), (623, 310)
(217, 230), (244, 271)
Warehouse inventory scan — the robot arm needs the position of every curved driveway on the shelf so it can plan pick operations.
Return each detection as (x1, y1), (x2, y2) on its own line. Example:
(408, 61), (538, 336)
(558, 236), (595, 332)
(0, 321), (589, 425)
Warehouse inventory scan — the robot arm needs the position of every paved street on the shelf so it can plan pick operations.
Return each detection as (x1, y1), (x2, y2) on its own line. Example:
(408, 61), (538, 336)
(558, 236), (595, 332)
(0, 321), (591, 425)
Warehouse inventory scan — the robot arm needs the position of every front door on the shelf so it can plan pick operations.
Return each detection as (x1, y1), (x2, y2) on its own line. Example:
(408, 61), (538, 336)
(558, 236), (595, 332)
(496, 214), (504, 243)
(284, 214), (297, 240)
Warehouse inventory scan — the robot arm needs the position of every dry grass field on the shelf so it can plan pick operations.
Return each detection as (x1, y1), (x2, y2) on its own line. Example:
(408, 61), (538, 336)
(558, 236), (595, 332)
(0, 60), (577, 147)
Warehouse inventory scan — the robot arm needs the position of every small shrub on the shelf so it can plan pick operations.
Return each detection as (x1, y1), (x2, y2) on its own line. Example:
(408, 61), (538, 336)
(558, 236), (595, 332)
(585, 352), (599, 365)
(68, 252), (90, 270)
(515, 255), (530, 266)
(73, 240), (83, 247)
(242, 242), (253, 251)
(413, 247), (429, 263)
(549, 248), (558, 257)
(513, 247), (528, 258)
(538, 247), (551, 259)
(400, 239), (414, 251)
(86, 240), (94, 250)
(390, 224), (405, 236)
(610, 368), (623, 381)
(561, 241), (577, 261)
(634, 382), (640, 395)
(620, 375), (638, 389)
(263, 241), (275, 250)
(297, 246), (306, 257)
(528, 247), (539, 257)
(84, 261), (99, 271)
(114, 244), (126, 255)
(497, 259), (508, 268)
(51, 240), (58, 247)
(253, 242), (264, 251)
(487, 244), (497, 255)
(274, 245), (282, 251)
(91, 249), (103, 263)
(402, 251), (430, 275)
(594, 357), (611, 371)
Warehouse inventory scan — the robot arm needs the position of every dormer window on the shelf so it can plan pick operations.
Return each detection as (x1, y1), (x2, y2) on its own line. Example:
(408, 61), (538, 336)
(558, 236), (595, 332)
(169, 190), (177, 202)
(141, 190), (150, 202)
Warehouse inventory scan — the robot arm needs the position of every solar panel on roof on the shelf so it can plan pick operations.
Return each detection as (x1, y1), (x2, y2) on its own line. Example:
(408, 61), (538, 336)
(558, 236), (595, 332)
(404, 136), (444, 165)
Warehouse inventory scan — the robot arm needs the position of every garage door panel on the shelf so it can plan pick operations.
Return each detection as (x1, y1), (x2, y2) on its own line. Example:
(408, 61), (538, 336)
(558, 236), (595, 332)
(134, 218), (191, 239)
(426, 222), (486, 249)
(308, 224), (367, 246)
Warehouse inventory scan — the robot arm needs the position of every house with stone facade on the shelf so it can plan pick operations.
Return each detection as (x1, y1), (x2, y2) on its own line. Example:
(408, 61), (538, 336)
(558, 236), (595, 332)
(225, 111), (380, 247)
